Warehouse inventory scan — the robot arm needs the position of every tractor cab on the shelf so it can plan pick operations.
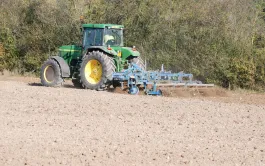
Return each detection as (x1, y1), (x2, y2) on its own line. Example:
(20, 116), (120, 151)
(82, 24), (124, 50)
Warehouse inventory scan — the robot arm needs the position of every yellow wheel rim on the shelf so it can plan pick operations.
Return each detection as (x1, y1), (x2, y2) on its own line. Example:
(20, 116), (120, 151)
(44, 65), (54, 83)
(85, 59), (102, 84)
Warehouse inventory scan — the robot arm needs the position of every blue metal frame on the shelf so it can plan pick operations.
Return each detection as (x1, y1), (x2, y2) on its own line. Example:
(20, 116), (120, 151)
(112, 63), (214, 96)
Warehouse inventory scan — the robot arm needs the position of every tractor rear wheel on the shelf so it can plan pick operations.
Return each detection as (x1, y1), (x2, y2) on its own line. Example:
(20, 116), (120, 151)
(40, 59), (63, 87)
(80, 51), (115, 90)
(129, 56), (146, 70)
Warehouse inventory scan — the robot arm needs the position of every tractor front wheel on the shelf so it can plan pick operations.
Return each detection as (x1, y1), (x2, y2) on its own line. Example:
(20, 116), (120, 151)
(40, 59), (63, 87)
(80, 51), (115, 90)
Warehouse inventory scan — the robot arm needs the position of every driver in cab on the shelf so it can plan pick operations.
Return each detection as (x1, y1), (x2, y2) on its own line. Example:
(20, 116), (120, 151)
(104, 33), (114, 45)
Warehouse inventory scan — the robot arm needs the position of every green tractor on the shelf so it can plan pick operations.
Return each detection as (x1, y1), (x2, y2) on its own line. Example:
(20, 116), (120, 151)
(40, 23), (145, 90)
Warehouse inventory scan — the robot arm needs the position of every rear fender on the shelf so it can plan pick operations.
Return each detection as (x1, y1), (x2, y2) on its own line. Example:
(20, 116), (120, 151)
(50, 56), (70, 78)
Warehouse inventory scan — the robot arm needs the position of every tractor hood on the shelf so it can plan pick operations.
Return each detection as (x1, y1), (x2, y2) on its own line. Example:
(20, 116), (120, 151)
(111, 46), (140, 59)
(59, 45), (82, 57)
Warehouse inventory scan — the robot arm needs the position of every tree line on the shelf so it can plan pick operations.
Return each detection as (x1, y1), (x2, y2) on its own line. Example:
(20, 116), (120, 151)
(1, 0), (265, 90)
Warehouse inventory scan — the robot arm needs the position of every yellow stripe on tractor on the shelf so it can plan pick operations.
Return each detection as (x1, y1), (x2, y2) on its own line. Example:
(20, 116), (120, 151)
(58, 49), (81, 52)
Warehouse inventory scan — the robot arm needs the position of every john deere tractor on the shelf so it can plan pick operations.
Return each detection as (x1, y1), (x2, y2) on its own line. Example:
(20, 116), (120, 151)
(40, 24), (145, 90)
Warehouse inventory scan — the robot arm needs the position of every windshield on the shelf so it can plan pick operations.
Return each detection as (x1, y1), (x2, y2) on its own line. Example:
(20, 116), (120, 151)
(83, 28), (104, 49)
(103, 28), (123, 46)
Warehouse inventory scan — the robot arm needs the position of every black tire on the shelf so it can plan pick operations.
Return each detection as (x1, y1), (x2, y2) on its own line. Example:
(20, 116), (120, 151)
(112, 80), (120, 88)
(129, 56), (146, 70)
(80, 51), (115, 90)
(40, 59), (63, 87)
(72, 79), (83, 88)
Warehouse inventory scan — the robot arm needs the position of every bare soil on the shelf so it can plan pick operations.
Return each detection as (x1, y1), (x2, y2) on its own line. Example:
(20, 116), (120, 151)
(0, 75), (265, 165)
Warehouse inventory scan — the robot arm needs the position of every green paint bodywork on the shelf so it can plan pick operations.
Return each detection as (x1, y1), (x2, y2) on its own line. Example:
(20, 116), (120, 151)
(111, 46), (140, 58)
(57, 24), (140, 78)
(59, 45), (82, 64)
(88, 46), (118, 56)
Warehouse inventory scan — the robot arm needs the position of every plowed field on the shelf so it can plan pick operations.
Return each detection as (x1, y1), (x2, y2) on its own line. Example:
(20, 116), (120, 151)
(0, 75), (264, 165)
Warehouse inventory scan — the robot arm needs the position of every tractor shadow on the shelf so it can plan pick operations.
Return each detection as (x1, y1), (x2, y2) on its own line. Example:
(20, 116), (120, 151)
(107, 87), (128, 94)
(27, 82), (81, 89)
(27, 83), (228, 98)
(28, 82), (43, 87)
(107, 87), (146, 96)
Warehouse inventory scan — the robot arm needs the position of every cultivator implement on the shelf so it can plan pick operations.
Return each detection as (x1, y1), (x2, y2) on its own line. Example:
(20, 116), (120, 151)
(112, 63), (214, 96)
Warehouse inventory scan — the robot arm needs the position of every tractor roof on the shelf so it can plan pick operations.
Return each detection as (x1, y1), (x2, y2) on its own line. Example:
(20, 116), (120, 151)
(82, 24), (124, 29)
